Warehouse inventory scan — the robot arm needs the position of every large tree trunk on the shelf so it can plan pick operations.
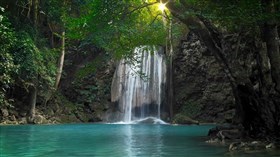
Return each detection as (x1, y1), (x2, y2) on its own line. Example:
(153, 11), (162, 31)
(27, 0), (32, 19)
(236, 84), (279, 138)
(28, 85), (37, 123)
(262, 0), (280, 93)
(165, 3), (241, 119)
(166, 0), (280, 138)
(167, 54), (174, 118)
(166, 18), (174, 118)
(263, 24), (280, 93)
(33, 0), (39, 27)
(54, 31), (66, 89)
(54, 0), (66, 90)
(43, 30), (65, 104)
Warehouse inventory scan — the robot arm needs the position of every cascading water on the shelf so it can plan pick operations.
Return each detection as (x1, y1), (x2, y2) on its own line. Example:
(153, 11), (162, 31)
(110, 46), (166, 124)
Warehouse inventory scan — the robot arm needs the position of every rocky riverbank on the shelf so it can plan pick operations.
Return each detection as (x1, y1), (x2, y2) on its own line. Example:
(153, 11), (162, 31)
(206, 125), (280, 152)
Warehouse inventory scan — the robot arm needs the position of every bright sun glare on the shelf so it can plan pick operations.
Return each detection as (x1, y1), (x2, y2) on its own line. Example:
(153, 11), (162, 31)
(158, 2), (166, 12)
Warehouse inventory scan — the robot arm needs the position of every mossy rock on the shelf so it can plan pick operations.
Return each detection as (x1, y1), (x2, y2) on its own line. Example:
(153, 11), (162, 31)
(172, 114), (199, 125)
(60, 114), (80, 123)
(33, 115), (48, 124)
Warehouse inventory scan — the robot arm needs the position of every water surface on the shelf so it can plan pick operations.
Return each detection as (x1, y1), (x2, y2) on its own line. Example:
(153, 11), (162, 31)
(0, 124), (279, 157)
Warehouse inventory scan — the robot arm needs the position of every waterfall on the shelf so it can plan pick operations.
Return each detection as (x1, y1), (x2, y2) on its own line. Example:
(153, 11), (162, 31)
(111, 46), (166, 123)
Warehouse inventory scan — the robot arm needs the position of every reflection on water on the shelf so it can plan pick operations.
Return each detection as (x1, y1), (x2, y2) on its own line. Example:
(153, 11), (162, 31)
(124, 125), (133, 157)
(123, 125), (164, 157)
(154, 125), (163, 156)
(0, 124), (279, 157)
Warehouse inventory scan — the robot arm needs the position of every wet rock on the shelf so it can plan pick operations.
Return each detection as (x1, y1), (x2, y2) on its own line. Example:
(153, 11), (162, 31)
(60, 114), (80, 123)
(229, 142), (241, 151)
(1, 120), (18, 125)
(205, 138), (220, 143)
(33, 115), (47, 124)
(45, 108), (55, 116)
(19, 111), (27, 117)
(90, 102), (101, 111)
(172, 114), (199, 124)
(49, 117), (59, 124)
(217, 129), (242, 141)
(88, 117), (102, 122)
(19, 117), (27, 124)
(228, 141), (267, 152)
(207, 125), (242, 144)
(208, 125), (238, 137)
(1, 109), (9, 117)
(9, 115), (16, 121)
(266, 143), (276, 149)
(251, 141), (260, 145)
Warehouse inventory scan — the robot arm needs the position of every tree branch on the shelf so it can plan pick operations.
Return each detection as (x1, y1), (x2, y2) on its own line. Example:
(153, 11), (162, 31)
(166, 1), (237, 85)
(121, 2), (158, 19)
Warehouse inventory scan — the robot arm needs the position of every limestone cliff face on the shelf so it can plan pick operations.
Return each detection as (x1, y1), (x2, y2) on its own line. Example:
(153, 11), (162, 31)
(173, 33), (235, 123)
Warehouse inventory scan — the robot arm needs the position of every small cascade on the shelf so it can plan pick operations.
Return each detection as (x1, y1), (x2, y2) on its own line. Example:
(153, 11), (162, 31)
(111, 46), (166, 123)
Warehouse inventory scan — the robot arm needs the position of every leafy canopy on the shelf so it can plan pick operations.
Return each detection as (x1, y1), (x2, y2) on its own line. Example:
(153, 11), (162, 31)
(66, 0), (171, 58)
(173, 0), (280, 31)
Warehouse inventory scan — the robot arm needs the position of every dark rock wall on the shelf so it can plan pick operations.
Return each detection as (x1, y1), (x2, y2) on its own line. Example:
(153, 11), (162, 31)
(60, 44), (115, 123)
(173, 33), (235, 123)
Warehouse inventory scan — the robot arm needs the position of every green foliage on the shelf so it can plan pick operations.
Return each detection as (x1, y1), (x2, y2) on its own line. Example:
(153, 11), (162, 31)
(72, 52), (111, 105)
(181, 0), (279, 31)
(45, 0), (65, 22)
(172, 114), (198, 124)
(0, 7), (57, 107)
(66, 0), (168, 58)
(180, 101), (201, 118)
(76, 84), (99, 104)
(35, 48), (57, 94)
(14, 32), (41, 81)
(0, 53), (16, 85)
(12, 32), (56, 90)
(44, 0), (72, 24)
(71, 77), (103, 105)
(75, 55), (104, 79)
(0, 8), (18, 107)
